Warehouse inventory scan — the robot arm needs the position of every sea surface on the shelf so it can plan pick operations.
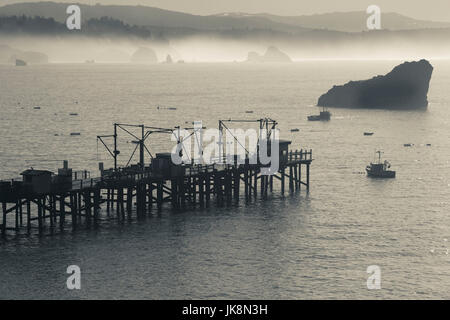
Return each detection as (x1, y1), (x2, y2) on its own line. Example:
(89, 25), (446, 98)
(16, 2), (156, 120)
(0, 61), (449, 299)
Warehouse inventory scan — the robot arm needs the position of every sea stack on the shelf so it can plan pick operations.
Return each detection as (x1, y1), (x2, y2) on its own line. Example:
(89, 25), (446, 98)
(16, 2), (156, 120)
(9, 51), (48, 64)
(15, 59), (27, 66)
(130, 47), (158, 63)
(317, 59), (433, 109)
(246, 46), (292, 63)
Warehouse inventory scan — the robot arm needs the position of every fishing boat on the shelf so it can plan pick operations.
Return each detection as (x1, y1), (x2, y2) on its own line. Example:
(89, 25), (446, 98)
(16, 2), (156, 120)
(15, 59), (27, 66)
(308, 107), (331, 121)
(366, 151), (396, 178)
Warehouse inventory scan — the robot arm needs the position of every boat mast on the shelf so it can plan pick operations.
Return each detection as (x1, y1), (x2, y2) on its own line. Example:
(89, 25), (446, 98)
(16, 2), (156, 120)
(376, 151), (382, 164)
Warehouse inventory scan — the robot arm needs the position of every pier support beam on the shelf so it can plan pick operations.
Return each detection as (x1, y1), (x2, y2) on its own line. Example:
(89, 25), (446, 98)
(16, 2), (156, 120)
(2, 201), (6, 237)
(71, 193), (77, 230)
(59, 195), (65, 232)
(26, 200), (31, 234)
(307, 164), (310, 191)
(93, 189), (100, 226)
(37, 197), (43, 235)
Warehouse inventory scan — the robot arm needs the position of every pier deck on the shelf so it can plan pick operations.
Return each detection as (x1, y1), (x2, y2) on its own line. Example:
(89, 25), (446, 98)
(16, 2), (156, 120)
(0, 150), (312, 237)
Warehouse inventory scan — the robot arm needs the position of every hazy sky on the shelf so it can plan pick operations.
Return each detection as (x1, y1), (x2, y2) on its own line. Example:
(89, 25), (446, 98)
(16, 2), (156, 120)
(3, 0), (450, 22)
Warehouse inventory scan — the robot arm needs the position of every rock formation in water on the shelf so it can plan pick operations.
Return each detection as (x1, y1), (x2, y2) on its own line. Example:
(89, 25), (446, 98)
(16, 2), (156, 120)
(0, 44), (18, 62)
(130, 47), (158, 63)
(96, 49), (130, 63)
(10, 51), (48, 64)
(246, 46), (292, 63)
(0, 44), (48, 64)
(247, 51), (261, 62)
(317, 59), (433, 109)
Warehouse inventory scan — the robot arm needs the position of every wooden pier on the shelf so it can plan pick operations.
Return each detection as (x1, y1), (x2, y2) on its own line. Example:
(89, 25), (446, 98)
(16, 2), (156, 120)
(0, 118), (313, 238)
(0, 150), (312, 237)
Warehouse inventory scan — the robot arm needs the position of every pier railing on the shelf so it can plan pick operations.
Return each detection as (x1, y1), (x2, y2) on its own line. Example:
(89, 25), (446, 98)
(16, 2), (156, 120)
(1, 147), (314, 237)
(289, 149), (312, 162)
(0, 149), (313, 199)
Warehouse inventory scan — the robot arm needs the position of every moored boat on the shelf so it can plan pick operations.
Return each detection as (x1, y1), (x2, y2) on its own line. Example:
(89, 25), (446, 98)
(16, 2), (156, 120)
(308, 107), (331, 121)
(16, 59), (27, 66)
(366, 151), (396, 178)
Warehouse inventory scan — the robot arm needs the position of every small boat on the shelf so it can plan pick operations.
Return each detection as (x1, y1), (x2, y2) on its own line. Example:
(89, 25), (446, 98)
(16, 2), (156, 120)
(426, 144), (432, 147)
(290, 128), (300, 132)
(364, 132), (374, 136)
(404, 143), (413, 147)
(245, 111), (254, 114)
(70, 132), (81, 136)
(308, 107), (331, 121)
(157, 106), (177, 110)
(85, 60), (95, 64)
(366, 151), (396, 178)
(16, 59), (27, 66)
(69, 113), (78, 116)
(33, 106), (41, 110)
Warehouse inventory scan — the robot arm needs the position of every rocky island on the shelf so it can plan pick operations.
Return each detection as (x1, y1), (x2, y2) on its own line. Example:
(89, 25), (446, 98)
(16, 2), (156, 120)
(130, 47), (158, 63)
(10, 51), (48, 64)
(246, 46), (292, 63)
(317, 59), (433, 109)
(0, 44), (48, 64)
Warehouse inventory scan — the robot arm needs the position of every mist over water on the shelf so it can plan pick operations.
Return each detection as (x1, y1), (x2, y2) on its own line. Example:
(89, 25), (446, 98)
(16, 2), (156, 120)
(2, 33), (450, 63)
(0, 60), (449, 299)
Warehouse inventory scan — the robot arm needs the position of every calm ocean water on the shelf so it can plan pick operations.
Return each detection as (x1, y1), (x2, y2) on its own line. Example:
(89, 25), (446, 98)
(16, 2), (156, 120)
(0, 61), (449, 299)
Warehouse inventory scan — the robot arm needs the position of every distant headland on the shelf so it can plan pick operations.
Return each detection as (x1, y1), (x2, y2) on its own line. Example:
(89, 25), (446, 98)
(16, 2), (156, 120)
(317, 59), (434, 109)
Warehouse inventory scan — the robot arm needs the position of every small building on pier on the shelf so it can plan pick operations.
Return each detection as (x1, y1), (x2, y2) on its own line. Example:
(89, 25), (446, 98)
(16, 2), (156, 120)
(21, 169), (53, 194)
(279, 140), (292, 166)
(258, 139), (292, 167)
(151, 153), (185, 178)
